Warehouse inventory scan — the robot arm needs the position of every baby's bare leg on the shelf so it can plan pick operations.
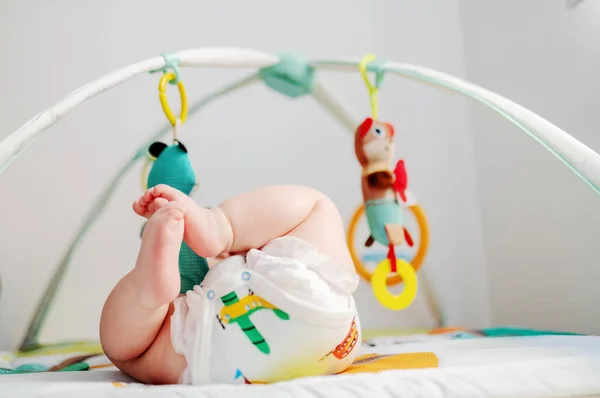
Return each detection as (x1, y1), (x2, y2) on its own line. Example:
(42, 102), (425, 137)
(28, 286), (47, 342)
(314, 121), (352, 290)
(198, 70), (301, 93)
(104, 185), (353, 384)
(133, 184), (354, 268)
(100, 202), (186, 383)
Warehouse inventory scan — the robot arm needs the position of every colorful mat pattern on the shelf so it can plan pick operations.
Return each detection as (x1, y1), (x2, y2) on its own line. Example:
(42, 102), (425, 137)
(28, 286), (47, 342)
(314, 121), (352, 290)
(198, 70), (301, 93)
(0, 327), (581, 376)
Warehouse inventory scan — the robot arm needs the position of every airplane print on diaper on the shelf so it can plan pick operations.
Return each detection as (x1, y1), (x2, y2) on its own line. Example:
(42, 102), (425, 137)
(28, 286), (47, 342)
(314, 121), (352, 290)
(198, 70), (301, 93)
(217, 288), (290, 355)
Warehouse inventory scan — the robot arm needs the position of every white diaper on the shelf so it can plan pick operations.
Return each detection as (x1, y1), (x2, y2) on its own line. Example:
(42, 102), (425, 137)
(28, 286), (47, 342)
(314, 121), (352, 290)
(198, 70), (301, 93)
(170, 236), (361, 385)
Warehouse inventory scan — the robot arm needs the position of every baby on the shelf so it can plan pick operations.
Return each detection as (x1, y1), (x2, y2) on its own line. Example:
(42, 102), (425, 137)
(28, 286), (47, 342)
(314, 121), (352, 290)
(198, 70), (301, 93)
(100, 184), (361, 385)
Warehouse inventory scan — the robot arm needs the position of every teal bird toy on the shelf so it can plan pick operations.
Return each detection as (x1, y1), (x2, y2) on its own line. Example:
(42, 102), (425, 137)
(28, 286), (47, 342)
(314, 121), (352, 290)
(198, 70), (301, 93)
(143, 140), (210, 294)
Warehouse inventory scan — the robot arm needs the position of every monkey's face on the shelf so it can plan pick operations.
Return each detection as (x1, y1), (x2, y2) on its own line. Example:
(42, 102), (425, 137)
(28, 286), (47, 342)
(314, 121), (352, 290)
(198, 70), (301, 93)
(362, 122), (394, 163)
(355, 118), (395, 166)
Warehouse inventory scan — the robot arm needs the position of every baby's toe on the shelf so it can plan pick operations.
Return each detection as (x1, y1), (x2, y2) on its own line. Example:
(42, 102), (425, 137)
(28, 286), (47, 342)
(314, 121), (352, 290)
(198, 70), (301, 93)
(147, 197), (170, 216)
(153, 201), (186, 220)
(132, 200), (147, 217)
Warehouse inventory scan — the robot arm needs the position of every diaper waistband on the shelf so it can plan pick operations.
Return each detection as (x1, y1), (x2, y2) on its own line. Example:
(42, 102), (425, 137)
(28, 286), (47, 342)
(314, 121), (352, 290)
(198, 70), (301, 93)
(195, 268), (356, 328)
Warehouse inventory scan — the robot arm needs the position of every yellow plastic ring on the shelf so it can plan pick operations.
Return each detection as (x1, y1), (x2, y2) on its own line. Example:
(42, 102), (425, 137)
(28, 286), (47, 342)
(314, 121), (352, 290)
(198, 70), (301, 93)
(372, 258), (417, 310)
(347, 203), (429, 286)
(158, 72), (188, 125)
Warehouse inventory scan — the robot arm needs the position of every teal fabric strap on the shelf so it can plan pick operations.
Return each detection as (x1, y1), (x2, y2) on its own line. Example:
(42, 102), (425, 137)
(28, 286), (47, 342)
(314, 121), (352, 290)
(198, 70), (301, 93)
(365, 58), (388, 89)
(480, 327), (582, 337)
(259, 52), (316, 98)
(149, 52), (181, 85)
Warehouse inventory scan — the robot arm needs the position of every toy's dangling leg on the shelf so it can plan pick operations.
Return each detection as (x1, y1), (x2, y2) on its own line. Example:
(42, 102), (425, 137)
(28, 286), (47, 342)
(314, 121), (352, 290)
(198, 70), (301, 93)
(404, 228), (414, 247)
(387, 244), (397, 273)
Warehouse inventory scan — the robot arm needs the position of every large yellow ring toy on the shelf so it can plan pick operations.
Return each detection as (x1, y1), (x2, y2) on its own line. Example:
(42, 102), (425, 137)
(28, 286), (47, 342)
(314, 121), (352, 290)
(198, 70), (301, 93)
(158, 72), (188, 125)
(347, 203), (429, 286)
(372, 258), (418, 310)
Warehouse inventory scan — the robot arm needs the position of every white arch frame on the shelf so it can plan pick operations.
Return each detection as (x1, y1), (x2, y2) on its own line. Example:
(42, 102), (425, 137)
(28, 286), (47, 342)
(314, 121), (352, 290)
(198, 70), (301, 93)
(3, 48), (600, 191)
(2, 47), (599, 351)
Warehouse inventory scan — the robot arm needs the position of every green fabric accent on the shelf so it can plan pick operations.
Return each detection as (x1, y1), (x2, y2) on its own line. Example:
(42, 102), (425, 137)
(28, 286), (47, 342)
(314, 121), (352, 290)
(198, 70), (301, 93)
(365, 200), (403, 245)
(481, 327), (582, 337)
(141, 221), (209, 294)
(179, 242), (209, 294)
(149, 52), (181, 85)
(16, 363), (49, 372)
(259, 52), (316, 98)
(147, 144), (196, 195)
(0, 363), (49, 374)
(0, 362), (89, 374)
(59, 362), (89, 372)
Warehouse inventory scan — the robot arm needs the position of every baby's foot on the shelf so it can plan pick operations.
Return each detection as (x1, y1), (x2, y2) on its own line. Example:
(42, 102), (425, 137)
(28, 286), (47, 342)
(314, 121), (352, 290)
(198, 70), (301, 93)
(133, 184), (232, 258)
(132, 202), (185, 308)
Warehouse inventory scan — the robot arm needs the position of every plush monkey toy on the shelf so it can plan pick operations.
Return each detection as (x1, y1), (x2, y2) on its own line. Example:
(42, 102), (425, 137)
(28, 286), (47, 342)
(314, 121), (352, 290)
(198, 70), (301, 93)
(354, 117), (414, 269)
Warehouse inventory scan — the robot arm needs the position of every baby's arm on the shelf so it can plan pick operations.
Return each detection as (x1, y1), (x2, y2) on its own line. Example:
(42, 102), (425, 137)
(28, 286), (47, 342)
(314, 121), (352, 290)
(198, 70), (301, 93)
(100, 185), (354, 384)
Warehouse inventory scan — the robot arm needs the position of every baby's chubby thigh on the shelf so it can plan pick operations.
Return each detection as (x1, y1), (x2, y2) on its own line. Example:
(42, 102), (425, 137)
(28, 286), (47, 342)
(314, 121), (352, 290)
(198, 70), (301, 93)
(171, 236), (362, 384)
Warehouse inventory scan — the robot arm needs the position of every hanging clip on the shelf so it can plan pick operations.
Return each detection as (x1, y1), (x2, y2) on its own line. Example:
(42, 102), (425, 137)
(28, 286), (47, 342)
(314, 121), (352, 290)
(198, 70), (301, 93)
(359, 53), (387, 119)
(151, 53), (188, 141)
(158, 72), (188, 127)
(150, 53), (182, 85)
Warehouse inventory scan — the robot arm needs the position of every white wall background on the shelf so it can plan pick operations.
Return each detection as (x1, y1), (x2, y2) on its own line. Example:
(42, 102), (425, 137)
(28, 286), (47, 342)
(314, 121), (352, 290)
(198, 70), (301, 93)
(460, 0), (600, 334)
(0, 0), (541, 350)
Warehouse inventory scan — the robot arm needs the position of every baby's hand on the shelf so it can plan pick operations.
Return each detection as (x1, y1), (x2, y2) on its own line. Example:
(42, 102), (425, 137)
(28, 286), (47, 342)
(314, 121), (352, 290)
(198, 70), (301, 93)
(133, 184), (232, 259)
